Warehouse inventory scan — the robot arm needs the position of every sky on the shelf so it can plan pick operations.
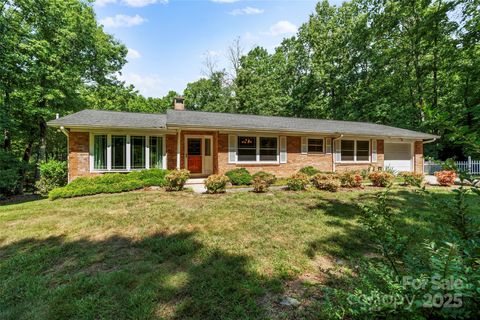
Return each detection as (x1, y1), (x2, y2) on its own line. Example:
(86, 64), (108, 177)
(94, 0), (343, 98)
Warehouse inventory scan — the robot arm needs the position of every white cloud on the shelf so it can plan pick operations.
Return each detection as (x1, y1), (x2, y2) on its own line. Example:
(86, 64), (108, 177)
(95, 0), (116, 6)
(264, 20), (297, 36)
(228, 6), (264, 16)
(99, 14), (146, 28)
(211, 0), (240, 3)
(119, 73), (164, 97)
(127, 48), (141, 60)
(122, 0), (168, 7)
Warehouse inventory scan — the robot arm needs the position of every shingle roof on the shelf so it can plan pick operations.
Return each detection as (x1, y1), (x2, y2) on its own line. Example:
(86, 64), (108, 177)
(47, 109), (167, 129)
(48, 109), (439, 140)
(166, 110), (439, 140)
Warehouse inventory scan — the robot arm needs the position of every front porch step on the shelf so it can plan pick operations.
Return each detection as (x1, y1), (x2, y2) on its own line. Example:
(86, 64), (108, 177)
(185, 178), (206, 185)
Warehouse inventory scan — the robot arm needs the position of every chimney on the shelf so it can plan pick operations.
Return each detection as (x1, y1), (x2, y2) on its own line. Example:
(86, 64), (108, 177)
(173, 96), (185, 111)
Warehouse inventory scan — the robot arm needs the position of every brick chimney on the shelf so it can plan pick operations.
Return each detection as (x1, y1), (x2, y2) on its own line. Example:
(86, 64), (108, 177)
(173, 96), (185, 110)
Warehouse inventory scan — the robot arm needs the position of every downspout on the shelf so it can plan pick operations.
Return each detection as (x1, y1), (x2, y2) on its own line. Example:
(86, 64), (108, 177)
(332, 134), (344, 172)
(176, 129), (181, 169)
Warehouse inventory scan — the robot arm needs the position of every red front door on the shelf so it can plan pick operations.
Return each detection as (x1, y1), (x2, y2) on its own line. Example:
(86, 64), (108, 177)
(187, 138), (202, 173)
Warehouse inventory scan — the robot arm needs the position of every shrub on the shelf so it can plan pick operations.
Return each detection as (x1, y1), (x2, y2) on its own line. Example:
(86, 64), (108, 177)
(400, 172), (424, 187)
(204, 174), (229, 194)
(252, 176), (269, 193)
(299, 166), (319, 176)
(165, 169), (190, 191)
(434, 170), (456, 186)
(48, 169), (169, 200)
(287, 172), (309, 191)
(128, 168), (169, 187)
(225, 168), (252, 185)
(311, 173), (340, 192)
(0, 151), (26, 197)
(368, 171), (395, 187)
(252, 171), (276, 186)
(339, 171), (363, 188)
(35, 160), (68, 196)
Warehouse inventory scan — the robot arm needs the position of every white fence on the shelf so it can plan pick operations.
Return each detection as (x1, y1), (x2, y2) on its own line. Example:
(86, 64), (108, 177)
(424, 157), (480, 175)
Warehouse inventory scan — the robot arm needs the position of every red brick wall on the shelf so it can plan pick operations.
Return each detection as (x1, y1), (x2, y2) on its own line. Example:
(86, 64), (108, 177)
(68, 132), (99, 181)
(166, 134), (177, 170)
(218, 134), (334, 177)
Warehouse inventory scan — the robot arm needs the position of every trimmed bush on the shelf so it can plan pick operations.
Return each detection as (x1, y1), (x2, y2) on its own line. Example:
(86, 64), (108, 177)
(165, 169), (190, 191)
(252, 176), (269, 193)
(368, 171), (395, 187)
(434, 170), (456, 186)
(204, 174), (229, 194)
(225, 168), (252, 185)
(299, 166), (319, 176)
(339, 171), (363, 188)
(35, 160), (68, 196)
(311, 173), (340, 192)
(49, 169), (169, 200)
(128, 168), (169, 187)
(252, 171), (276, 186)
(400, 172), (424, 186)
(287, 172), (309, 191)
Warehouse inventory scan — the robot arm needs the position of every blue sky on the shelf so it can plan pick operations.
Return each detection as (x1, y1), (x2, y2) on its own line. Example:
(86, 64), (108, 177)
(94, 0), (343, 97)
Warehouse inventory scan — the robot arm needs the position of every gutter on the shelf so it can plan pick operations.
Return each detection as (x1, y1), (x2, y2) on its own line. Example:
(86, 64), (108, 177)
(423, 138), (437, 144)
(59, 126), (69, 137)
(332, 134), (344, 172)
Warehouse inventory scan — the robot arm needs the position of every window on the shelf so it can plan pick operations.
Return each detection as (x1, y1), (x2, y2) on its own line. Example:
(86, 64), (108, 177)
(93, 135), (107, 170)
(341, 140), (355, 161)
(92, 134), (164, 171)
(356, 140), (370, 161)
(205, 138), (211, 156)
(308, 138), (324, 153)
(111, 135), (127, 169)
(131, 136), (146, 169)
(260, 137), (277, 161)
(149, 136), (163, 169)
(237, 136), (256, 162)
(341, 140), (370, 162)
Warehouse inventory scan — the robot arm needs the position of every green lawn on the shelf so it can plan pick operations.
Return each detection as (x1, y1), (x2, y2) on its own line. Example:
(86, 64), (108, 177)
(0, 187), (477, 319)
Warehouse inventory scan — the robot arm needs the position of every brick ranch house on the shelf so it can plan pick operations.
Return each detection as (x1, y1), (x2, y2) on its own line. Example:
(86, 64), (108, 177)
(48, 98), (439, 182)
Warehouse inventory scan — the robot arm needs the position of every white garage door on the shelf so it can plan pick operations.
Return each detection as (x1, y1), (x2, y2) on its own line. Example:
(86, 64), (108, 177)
(384, 143), (412, 172)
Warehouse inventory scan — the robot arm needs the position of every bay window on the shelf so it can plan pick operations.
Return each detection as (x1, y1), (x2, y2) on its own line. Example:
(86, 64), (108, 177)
(340, 140), (370, 162)
(149, 136), (163, 169)
(91, 134), (164, 171)
(112, 135), (126, 170)
(93, 135), (107, 170)
(131, 136), (146, 169)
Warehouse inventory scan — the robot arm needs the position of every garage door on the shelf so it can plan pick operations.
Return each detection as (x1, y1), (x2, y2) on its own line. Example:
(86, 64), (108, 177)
(384, 143), (412, 172)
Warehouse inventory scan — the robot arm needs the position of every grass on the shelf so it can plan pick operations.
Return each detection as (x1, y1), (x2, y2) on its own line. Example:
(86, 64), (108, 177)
(0, 186), (478, 319)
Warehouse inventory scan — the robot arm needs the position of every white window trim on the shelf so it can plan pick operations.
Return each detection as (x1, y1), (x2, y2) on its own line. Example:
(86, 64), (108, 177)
(338, 139), (371, 163)
(90, 132), (166, 173)
(236, 135), (280, 164)
(306, 137), (325, 154)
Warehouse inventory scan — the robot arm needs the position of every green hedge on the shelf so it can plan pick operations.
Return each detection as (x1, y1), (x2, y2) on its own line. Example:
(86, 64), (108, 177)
(49, 169), (168, 200)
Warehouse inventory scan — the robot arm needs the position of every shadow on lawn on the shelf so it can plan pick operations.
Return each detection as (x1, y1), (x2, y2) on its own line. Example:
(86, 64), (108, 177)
(0, 232), (277, 320)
